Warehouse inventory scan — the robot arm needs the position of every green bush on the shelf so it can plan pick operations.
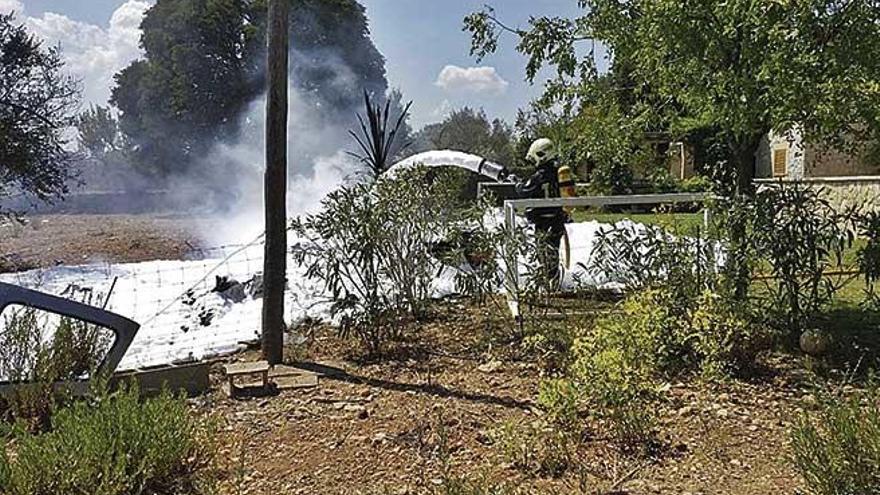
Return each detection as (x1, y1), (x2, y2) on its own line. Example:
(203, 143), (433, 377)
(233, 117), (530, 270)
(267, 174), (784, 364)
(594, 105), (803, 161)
(0, 308), (112, 426)
(0, 384), (214, 495)
(566, 288), (771, 448)
(586, 216), (774, 377)
(679, 175), (712, 193)
(749, 183), (857, 335)
(790, 388), (880, 495)
(713, 183), (860, 334)
(858, 211), (880, 309)
(586, 221), (721, 310)
(568, 291), (666, 449)
(536, 378), (580, 429)
(291, 167), (462, 354)
(689, 291), (773, 378)
(492, 419), (575, 477)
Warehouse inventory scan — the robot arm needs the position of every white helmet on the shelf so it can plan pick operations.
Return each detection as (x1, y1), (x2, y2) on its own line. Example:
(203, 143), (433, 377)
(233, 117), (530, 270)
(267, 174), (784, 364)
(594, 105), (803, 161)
(526, 138), (557, 165)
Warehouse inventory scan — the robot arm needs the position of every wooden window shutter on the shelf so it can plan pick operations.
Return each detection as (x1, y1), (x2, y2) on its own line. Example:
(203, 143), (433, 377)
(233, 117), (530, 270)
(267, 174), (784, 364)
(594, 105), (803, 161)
(773, 148), (788, 177)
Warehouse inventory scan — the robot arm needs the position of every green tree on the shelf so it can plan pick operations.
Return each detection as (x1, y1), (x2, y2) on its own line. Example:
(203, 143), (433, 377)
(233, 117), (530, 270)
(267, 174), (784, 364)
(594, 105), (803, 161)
(412, 107), (516, 167)
(111, 0), (261, 176)
(112, 0), (391, 177)
(514, 91), (644, 195)
(0, 13), (80, 204)
(466, 0), (880, 295)
(77, 106), (121, 159)
(465, 1), (880, 194)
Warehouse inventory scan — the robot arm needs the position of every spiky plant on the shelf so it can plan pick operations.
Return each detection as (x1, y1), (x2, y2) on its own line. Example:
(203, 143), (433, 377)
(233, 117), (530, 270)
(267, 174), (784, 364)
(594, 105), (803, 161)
(348, 91), (413, 178)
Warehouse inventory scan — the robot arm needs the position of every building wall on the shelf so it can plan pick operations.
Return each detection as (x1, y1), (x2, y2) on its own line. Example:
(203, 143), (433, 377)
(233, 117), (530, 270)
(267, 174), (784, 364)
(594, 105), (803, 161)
(804, 142), (880, 177)
(756, 128), (880, 178)
(755, 129), (806, 179)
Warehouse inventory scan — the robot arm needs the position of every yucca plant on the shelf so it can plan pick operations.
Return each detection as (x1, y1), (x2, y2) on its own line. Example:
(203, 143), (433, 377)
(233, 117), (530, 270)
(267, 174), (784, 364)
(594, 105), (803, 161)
(348, 90), (412, 178)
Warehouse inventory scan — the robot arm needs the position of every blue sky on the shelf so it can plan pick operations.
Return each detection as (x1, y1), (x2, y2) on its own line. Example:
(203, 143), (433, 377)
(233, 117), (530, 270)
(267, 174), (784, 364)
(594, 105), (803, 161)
(14, 0), (600, 127)
(359, 0), (590, 126)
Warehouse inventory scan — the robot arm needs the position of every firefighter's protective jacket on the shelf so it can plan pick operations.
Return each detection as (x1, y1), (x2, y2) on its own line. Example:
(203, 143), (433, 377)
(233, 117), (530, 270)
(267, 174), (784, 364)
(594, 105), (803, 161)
(514, 161), (568, 227)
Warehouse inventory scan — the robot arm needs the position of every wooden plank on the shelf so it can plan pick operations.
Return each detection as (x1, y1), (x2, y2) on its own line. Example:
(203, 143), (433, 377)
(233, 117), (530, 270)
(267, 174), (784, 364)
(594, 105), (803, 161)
(225, 361), (270, 376)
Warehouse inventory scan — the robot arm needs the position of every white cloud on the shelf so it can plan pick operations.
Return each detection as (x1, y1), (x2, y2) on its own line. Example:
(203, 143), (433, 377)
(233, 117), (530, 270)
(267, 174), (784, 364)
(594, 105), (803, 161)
(0, 0), (23, 15)
(434, 65), (509, 95)
(23, 1), (151, 106)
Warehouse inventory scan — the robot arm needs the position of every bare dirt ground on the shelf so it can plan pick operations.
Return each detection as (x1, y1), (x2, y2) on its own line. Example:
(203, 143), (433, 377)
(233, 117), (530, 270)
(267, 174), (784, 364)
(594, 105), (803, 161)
(0, 214), (217, 273)
(2, 213), (813, 493)
(203, 303), (808, 495)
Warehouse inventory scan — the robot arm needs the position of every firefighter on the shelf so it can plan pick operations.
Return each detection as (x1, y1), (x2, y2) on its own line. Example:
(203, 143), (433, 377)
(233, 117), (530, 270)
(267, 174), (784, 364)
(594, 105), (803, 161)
(509, 138), (570, 285)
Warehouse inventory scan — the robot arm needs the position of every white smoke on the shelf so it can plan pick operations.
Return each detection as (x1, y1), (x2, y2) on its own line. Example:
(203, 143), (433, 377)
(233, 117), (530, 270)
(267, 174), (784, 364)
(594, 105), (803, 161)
(196, 51), (370, 246)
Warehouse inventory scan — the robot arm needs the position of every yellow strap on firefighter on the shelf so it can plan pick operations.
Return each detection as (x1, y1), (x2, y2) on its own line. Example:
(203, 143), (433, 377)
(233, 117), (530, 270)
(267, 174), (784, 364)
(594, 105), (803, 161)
(557, 165), (576, 214)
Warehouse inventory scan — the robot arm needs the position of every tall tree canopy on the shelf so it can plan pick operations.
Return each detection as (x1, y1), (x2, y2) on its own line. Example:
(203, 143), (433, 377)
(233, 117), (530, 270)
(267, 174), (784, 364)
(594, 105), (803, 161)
(466, 0), (880, 194)
(112, 0), (389, 176)
(77, 105), (123, 160)
(0, 13), (80, 203)
(411, 107), (516, 168)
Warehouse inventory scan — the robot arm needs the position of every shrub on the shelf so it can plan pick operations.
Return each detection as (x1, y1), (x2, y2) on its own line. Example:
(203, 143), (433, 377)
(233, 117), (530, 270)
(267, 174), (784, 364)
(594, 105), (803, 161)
(568, 291), (666, 449)
(0, 307), (112, 425)
(586, 220), (720, 311)
(0, 384), (214, 495)
(748, 183), (857, 335)
(492, 419), (576, 477)
(689, 291), (773, 378)
(679, 175), (712, 193)
(790, 388), (880, 495)
(537, 378), (580, 429)
(713, 183), (859, 334)
(566, 288), (771, 448)
(291, 167), (461, 354)
(0, 308), (111, 383)
(858, 211), (880, 309)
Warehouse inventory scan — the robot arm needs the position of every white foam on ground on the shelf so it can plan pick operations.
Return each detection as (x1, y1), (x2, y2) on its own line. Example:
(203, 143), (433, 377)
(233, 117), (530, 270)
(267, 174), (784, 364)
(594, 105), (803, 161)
(1, 216), (643, 370)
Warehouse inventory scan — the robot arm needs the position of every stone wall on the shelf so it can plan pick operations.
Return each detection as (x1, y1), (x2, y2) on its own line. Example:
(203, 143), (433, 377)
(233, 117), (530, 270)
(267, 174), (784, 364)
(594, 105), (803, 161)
(754, 176), (880, 213)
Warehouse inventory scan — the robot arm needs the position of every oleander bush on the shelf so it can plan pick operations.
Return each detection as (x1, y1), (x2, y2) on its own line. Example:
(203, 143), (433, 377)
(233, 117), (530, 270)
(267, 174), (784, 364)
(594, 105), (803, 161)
(291, 167), (463, 354)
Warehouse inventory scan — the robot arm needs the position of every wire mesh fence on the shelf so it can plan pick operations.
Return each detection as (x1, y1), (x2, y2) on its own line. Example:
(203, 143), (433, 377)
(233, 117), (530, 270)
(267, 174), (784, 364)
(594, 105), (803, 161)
(0, 234), (318, 371)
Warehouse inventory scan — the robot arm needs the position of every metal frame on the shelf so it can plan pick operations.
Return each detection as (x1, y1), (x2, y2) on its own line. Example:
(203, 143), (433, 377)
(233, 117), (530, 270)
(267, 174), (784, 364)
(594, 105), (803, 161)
(501, 192), (716, 319)
(0, 282), (140, 383)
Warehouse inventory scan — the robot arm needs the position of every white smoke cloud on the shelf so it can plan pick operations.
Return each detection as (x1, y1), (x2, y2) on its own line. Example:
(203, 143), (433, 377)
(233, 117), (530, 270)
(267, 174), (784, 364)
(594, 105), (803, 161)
(197, 79), (362, 245)
(23, 1), (151, 106)
(0, 0), (22, 14)
(435, 65), (509, 95)
(7, 1), (368, 249)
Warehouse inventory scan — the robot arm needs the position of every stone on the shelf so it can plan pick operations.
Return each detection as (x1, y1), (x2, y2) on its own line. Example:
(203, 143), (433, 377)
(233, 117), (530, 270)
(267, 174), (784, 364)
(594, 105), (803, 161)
(800, 328), (831, 356)
(477, 360), (502, 373)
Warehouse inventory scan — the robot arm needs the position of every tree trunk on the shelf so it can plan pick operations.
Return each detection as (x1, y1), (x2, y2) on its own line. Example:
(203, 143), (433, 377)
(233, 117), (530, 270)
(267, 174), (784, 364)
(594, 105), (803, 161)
(262, 0), (289, 365)
(729, 135), (760, 299)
